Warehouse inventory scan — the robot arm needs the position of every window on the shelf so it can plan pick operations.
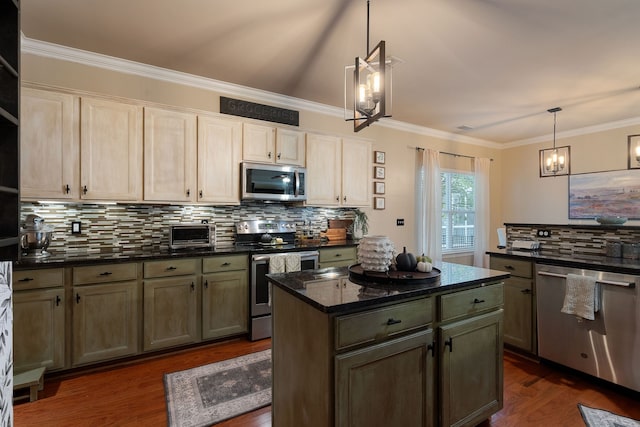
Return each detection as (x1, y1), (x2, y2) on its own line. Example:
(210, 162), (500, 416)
(441, 171), (475, 252)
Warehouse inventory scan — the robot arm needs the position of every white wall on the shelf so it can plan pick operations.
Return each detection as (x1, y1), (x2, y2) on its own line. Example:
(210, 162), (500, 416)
(502, 125), (640, 226)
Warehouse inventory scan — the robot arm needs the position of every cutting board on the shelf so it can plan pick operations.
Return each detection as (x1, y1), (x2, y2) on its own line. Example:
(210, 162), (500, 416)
(328, 219), (353, 230)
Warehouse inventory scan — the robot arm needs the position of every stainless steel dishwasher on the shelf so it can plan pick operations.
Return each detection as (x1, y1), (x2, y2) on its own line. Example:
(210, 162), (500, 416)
(535, 263), (639, 392)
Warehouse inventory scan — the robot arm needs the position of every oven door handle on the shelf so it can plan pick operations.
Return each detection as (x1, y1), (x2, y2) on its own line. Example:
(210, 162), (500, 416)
(537, 270), (636, 288)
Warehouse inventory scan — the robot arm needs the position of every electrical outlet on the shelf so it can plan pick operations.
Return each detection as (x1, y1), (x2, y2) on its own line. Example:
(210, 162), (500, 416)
(397, 218), (405, 226)
(536, 229), (551, 238)
(71, 221), (82, 234)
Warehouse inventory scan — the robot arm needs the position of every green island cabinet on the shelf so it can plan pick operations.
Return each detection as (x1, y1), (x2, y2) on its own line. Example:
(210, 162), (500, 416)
(72, 263), (139, 366)
(318, 246), (357, 269)
(272, 278), (504, 427)
(143, 258), (200, 351)
(489, 255), (536, 354)
(13, 268), (66, 373)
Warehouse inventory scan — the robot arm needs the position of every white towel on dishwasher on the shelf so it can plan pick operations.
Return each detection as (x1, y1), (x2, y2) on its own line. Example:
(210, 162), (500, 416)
(269, 255), (286, 274)
(285, 253), (301, 272)
(561, 274), (599, 320)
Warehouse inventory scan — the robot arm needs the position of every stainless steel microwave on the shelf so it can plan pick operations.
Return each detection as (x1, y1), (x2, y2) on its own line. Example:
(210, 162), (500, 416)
(241, 162), (307, 202)
(170, 224), (216, 249)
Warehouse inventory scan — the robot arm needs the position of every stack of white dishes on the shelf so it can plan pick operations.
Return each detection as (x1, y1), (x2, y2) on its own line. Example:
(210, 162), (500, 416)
(357, 235), (395, 271)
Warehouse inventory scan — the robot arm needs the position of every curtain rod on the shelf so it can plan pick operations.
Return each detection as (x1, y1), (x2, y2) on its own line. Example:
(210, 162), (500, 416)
(414, 147), (493, 161)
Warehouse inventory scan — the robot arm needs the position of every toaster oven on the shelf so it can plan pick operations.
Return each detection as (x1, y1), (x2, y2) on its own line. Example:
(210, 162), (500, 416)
(170, 224), (216, 249)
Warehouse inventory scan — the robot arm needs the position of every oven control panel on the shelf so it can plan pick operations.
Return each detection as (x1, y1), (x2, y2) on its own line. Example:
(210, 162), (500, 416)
(236, 220), (297, 234)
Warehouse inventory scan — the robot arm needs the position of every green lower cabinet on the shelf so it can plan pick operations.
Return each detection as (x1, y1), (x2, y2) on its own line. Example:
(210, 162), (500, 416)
(72, 281), (139, 366)
(13, 288), (65, 372)
(335, 329), (435, 427)
(143, 276), (199, 351)
(502, 277), (533, 352)
(202, 270), (248, 340)
(318, 247), (357, 269)
(439, 310), (504, 427)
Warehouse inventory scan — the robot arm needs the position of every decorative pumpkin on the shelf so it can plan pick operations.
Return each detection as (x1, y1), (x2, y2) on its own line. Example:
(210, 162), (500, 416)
(395, 247), (417, 271)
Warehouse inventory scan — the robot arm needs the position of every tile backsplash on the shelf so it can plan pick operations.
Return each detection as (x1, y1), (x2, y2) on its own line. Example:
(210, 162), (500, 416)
(506, 223), (640, 256)
(21, 202), (357, 254)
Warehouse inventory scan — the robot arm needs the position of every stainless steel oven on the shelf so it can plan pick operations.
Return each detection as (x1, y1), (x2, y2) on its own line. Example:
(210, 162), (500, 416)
(250, 250), (318, 340)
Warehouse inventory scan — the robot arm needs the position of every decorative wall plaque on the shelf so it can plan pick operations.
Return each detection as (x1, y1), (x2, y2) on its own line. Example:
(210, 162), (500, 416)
(220, 96), (299, 126)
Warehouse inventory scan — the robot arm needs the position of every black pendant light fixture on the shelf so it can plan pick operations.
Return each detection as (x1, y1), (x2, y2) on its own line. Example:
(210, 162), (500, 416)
(345, 0), (395, 132)
(539, 107), (571, 177)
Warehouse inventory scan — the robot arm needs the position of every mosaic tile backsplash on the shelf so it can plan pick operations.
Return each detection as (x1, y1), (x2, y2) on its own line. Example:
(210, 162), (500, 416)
(506, 224), (640, 256)
(21, 202), (358, 255)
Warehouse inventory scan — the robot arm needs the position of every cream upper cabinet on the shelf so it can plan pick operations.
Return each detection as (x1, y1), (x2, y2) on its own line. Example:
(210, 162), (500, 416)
(306, 133), (342, 206)
(341, 137), (372, 207)
(80, 97), (143, 201)
(243, 123), (305, 166)
(143, 107), (197, 202)
(306, 134), (371, 207)
(275, 128), (305, 166)
(198, 115), (243, 204)
(20, 88), (79, 199)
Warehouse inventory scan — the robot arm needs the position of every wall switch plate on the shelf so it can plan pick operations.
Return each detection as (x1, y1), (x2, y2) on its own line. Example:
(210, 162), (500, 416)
(536, 229), (551, 238)
(71, 221), (82, 234)
(397, 219), (405, 226)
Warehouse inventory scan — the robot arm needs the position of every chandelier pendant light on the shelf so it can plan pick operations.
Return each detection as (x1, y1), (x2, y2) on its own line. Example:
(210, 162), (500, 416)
(345, 0), (394, 132)
(539, 107), (571, 177)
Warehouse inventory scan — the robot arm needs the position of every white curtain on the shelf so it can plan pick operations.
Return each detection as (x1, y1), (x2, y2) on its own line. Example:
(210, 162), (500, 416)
(416, 149), (442, 262)
(474, 158), (491, 267)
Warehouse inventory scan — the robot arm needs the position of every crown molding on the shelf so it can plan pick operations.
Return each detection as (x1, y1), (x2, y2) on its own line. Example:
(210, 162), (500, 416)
(503, 116), (640, 149)
(22, 36), (502, 149)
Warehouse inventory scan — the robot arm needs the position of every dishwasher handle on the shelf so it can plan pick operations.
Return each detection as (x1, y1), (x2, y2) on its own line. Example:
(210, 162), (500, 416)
(537, 270), (636, 288)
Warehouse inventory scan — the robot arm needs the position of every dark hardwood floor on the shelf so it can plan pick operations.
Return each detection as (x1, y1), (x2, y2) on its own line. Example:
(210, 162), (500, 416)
(14, 338), (640, 426)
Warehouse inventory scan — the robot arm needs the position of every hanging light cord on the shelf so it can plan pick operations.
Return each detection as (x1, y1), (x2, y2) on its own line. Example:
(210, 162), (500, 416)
(366, 0), (370, 54)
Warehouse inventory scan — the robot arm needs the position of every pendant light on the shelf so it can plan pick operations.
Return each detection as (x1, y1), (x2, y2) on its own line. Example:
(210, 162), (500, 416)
(539, 107), (571, 177)
(344, 0), (397, 132)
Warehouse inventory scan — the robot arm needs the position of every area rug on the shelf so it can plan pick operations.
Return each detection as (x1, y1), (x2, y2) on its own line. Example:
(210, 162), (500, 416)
(578, 403), (640, 427)
(164, 349), (271, 427)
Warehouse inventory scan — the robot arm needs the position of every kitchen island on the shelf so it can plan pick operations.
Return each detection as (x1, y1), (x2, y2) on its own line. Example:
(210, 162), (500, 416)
(268, 262), (510, 427)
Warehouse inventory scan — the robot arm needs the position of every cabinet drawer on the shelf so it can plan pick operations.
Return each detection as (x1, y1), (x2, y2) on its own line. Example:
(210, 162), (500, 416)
(202, 254), (248, 273)
(489, 256), (532, 278)
(14, 268), (64, 290)
(319, 247), (356, 263)
(440, 283), (504, 323)
(335, 297), (433, 351)
(144, 258), (199, 278)
(73, 263), (137, 285)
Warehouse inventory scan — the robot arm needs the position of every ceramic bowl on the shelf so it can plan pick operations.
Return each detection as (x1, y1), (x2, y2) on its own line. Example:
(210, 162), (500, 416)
(596, 216), (628, 225)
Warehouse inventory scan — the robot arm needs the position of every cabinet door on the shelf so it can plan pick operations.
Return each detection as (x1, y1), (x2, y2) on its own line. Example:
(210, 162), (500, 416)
(21, 88), (79, 199)
(14, 288), (65, 372)
(335, 329), (435, 427)
(276, 128), (305, 166)
(341, 138), (371, 207)
(242, 122), (275, 163)
(197, 115), (242, 203)
(306, 133), (341, 206)
(202, 270), (248, 340)
(503, 277), (533, 352)
(72, 281), (139, 366)
(143, 276), (199, 351)
(439, 310), (503, 427)
(143, 107), (196, 202)
(80, 97), (143, 201)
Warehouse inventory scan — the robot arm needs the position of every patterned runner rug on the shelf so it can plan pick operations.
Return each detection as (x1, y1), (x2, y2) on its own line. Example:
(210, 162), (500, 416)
(164, 349), (271, 427)
(578, 403), (640, 427)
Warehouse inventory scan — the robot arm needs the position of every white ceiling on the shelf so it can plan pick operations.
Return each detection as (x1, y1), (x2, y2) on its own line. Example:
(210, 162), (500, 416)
(20, 0), (640, 144)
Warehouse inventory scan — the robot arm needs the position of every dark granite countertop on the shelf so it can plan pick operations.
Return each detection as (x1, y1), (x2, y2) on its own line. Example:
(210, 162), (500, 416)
(267, 262), (510, 314)
(486, 249), (640, 275)
(14, 240), (359, 270)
